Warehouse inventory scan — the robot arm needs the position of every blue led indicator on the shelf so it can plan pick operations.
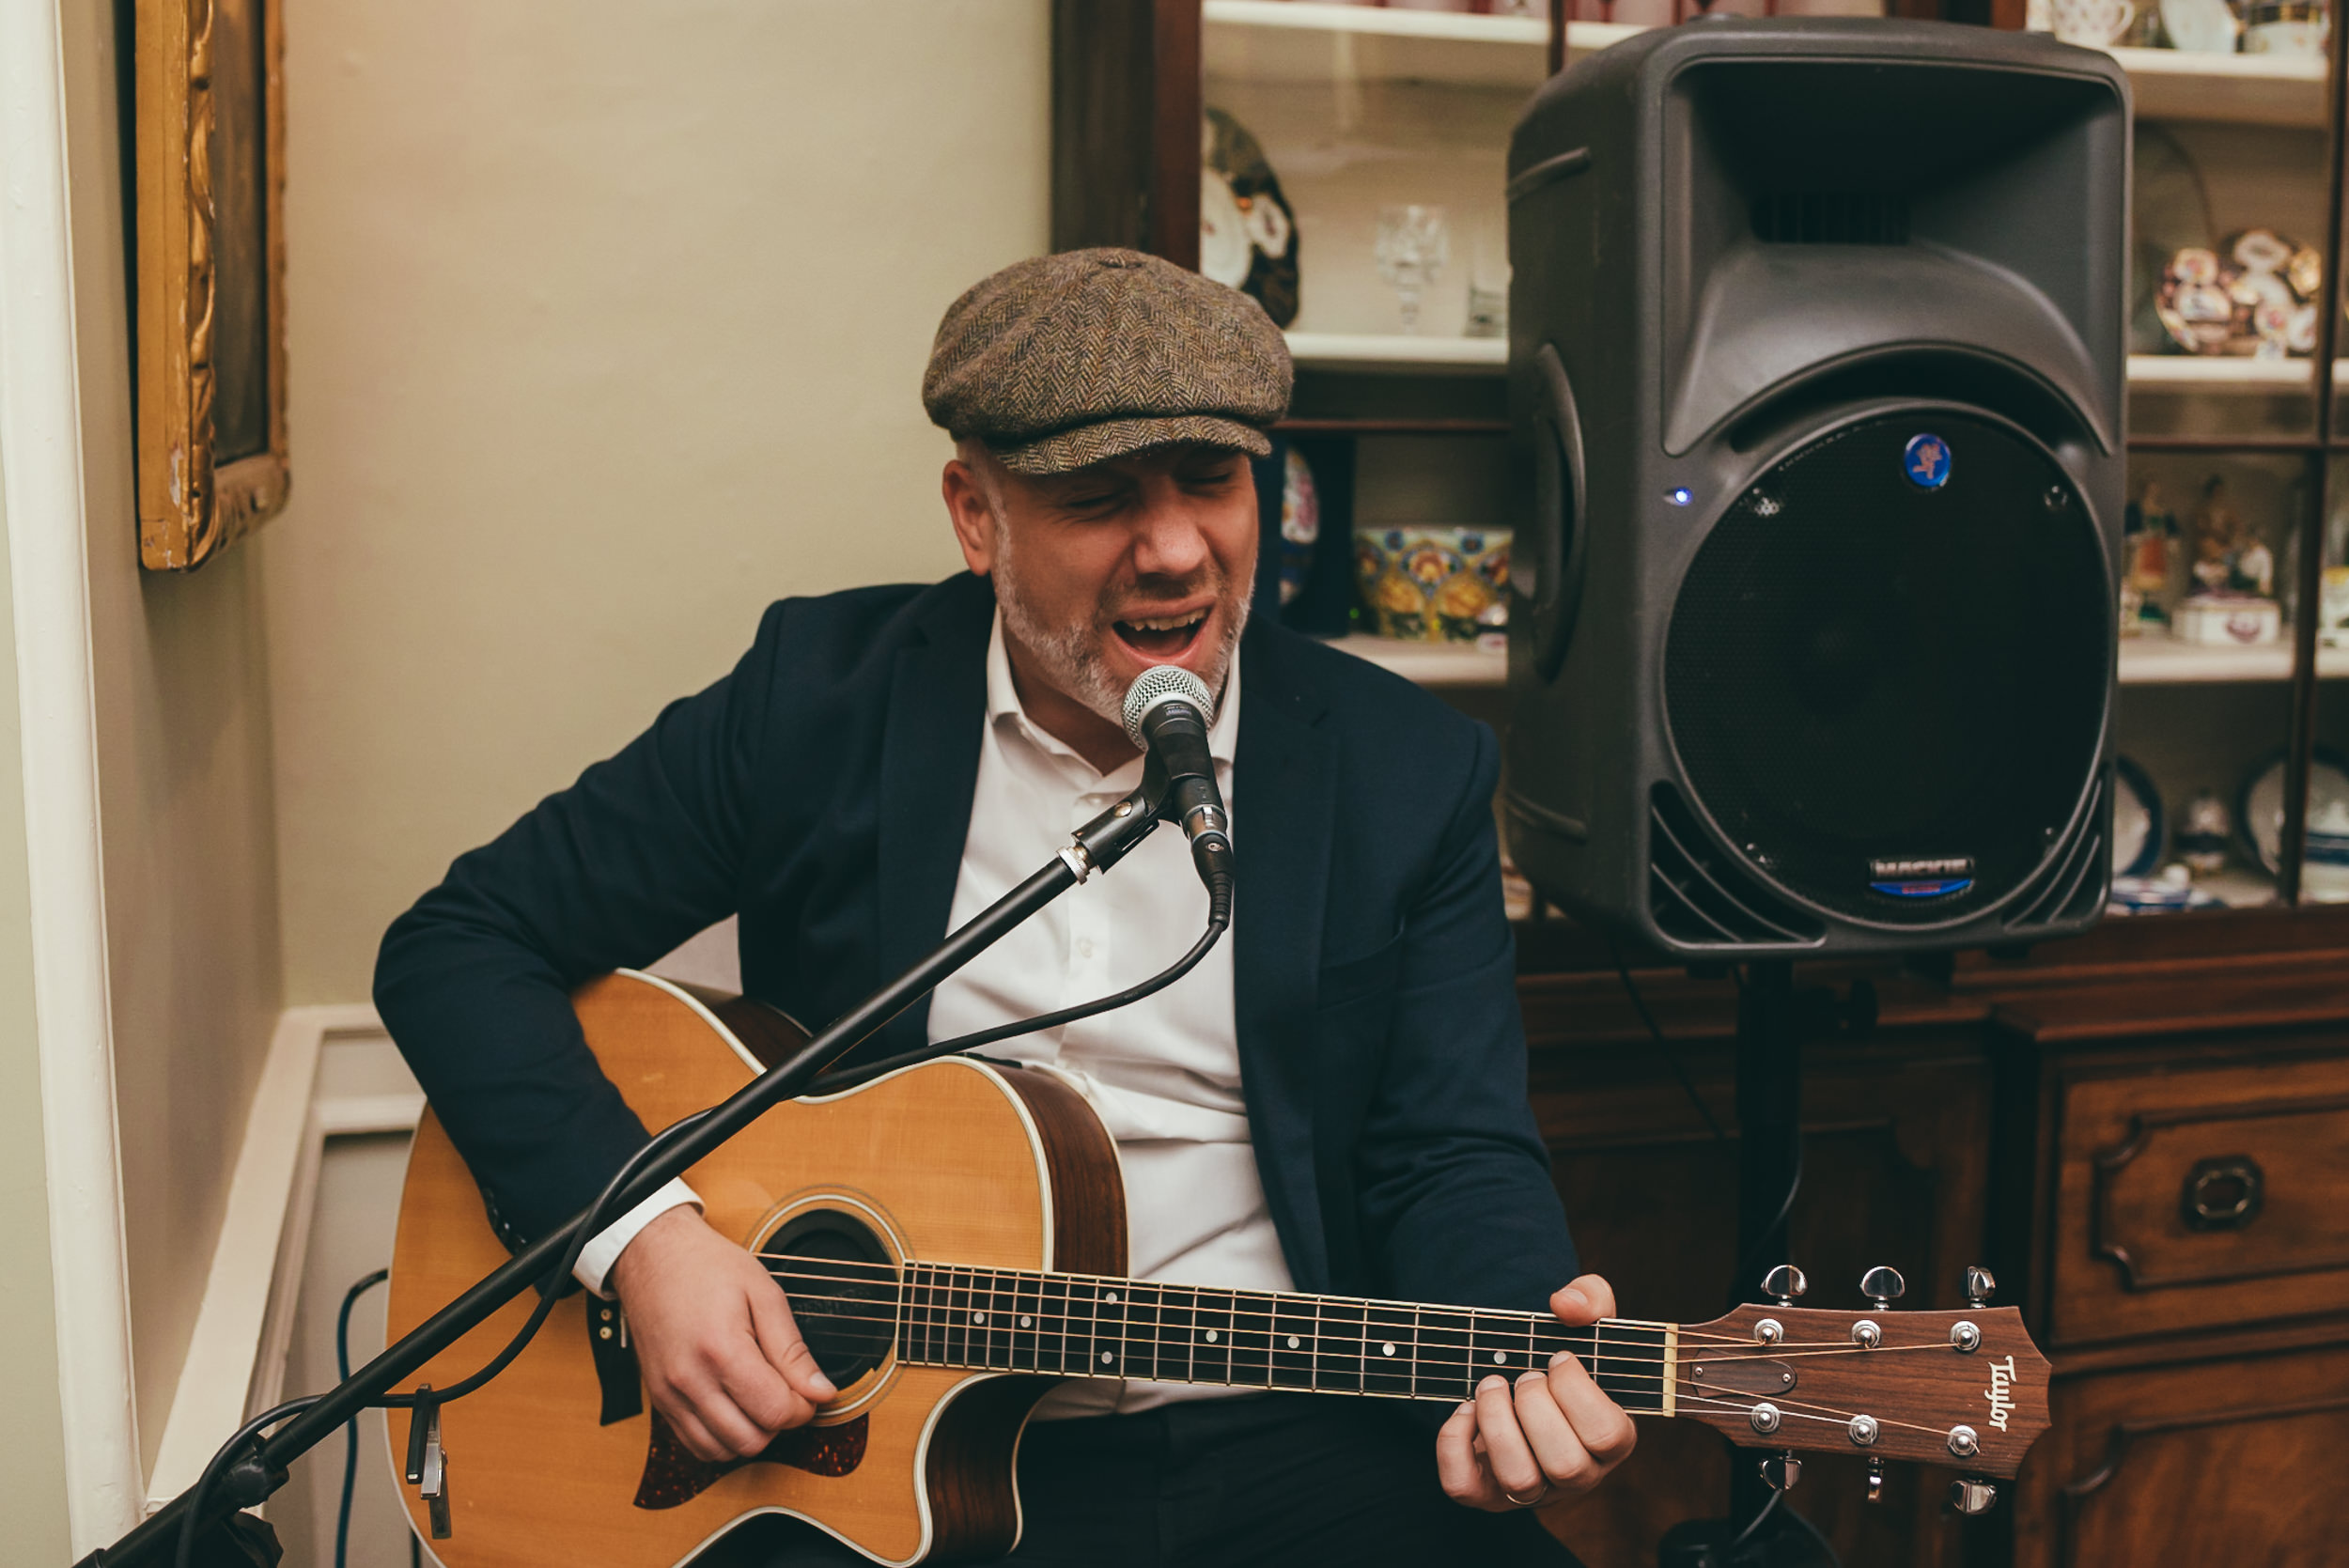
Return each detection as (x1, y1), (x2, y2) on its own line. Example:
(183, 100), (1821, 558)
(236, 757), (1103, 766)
(1665, 488), (1693, 507)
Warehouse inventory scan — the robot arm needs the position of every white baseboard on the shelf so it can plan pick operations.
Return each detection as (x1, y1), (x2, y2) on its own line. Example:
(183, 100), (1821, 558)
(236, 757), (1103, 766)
(145, 1005), (422, 1514)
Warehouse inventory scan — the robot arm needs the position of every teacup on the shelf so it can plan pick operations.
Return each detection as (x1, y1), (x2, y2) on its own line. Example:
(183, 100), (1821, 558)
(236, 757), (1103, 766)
(2051, 0), (2134, 44)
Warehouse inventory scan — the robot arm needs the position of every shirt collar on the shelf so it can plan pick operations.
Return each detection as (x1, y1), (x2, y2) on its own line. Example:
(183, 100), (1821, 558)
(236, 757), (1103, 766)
(985, 607), (1241, 777)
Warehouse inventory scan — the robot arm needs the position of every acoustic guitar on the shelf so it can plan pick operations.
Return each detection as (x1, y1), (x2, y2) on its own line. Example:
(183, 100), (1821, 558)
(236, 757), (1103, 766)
(386, 970), (2050, 1566)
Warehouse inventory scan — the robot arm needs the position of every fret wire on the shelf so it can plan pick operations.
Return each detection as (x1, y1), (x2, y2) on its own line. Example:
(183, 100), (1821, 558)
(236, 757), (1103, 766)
(1312, 1296), (1325, 1391)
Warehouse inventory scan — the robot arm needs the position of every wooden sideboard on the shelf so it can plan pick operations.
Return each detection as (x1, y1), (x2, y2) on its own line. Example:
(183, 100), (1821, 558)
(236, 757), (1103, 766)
(1512, 907), (2349, 1568)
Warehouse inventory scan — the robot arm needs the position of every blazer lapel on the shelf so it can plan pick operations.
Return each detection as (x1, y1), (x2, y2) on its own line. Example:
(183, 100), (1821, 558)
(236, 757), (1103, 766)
(872, 575), (994, 1058)
(1233, 622), (1338, 1291)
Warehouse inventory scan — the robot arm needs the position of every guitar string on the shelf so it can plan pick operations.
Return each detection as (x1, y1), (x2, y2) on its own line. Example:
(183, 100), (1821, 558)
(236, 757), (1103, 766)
(760, 1285), (1679, 1374)
(749, 1251), (1928, 1356)
(749, 1266), (1953, 1374)
(752, 1252), (1692, 1346)
(1678, 1378), (1961, 1441)
(755, 1296), (1960, 1441)
(765, 1295), (1675, 1383)
(754, 1264), (1934, 1364)
(760, 1291), (1810, 1388)
(742, 1307), (1940, 1445)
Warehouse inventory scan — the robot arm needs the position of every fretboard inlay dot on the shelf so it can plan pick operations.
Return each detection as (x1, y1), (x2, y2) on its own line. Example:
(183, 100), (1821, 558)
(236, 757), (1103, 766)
(1205, 1329), (1220, 1342)
(1382, 1343), (1396, 1356)
(1287, 1335), (1301, 1349)
(1019, 1315), (1032, 1328)
(1100, 1351), (1113, 1364)
(972, 1312), (985, 1324)
(1494, 1351), (1508, 1364)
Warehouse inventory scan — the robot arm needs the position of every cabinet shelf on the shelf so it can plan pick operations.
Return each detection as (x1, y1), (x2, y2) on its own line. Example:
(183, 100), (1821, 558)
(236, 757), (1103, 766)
(1207, 5), (2325, 129)
(1299, 345), (2339, 388)
(1331, 630), (2349, 691)
(1287, 332), (1508, 373)
(2128, 354), (2345, 391)
(2107, 44), (2328, 129)
(1204, 2), (1639, 88)
(1331, 634), (1506, 688)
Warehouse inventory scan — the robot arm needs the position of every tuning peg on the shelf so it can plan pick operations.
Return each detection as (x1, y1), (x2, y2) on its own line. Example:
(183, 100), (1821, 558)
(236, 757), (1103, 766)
(1950, 1477), (1999, 1516)
(1965, 1265), (1997, 1306)
(1859, 1265), (1906, 1310)
(1759, 1452), (1802, 1492)
(1761, 1264), (1807, 1306)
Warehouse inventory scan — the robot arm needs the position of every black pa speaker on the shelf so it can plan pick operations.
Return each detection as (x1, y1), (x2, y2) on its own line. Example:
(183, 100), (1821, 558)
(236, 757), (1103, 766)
(1501, 19), (2127, 957)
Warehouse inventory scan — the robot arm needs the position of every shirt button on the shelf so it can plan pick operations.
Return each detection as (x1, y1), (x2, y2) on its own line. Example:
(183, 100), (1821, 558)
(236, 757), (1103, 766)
(1076, 938), (1095, 959)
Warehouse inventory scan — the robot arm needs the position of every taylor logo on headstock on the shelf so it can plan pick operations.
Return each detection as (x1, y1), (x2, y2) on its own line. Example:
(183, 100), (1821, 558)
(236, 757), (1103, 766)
(1984, 1354), (2018, 1432)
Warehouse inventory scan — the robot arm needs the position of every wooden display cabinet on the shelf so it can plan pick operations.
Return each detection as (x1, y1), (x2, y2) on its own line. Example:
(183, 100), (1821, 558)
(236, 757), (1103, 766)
(1055, 6), (2349, 1564)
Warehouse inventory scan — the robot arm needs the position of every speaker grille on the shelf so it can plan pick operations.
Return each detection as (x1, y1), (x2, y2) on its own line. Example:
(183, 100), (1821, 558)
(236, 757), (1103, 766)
(1649, 784), (1826, 948)
(1664, 411), (2108, 927)
(1750, 193), (1910, 245)
(2003, 775), (2108, 932)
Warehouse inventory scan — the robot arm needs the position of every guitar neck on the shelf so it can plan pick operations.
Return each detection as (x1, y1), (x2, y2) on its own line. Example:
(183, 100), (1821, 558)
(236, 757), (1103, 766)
(879, 1262), (1680, 1413)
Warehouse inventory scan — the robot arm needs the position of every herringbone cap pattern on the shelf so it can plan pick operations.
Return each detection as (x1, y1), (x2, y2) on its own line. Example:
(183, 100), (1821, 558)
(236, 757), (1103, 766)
(924, 248), (1293, 475)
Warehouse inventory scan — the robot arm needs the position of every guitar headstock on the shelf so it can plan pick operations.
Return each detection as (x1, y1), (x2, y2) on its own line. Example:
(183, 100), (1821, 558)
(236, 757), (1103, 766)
(1667, 1300), (2050, 1478)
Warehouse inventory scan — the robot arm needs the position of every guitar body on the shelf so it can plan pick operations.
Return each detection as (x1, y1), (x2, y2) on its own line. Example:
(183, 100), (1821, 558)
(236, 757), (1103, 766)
(386, 970), (1128, 1567)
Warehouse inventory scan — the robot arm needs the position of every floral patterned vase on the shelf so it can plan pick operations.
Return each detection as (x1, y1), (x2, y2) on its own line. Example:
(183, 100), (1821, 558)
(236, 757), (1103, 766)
(1354, 526), (1512, 643)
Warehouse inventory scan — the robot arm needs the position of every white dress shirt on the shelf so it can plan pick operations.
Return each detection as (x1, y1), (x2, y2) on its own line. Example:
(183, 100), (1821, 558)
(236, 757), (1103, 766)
(926, 613), (1291, 1417)
(582, 613), (1293, 1422)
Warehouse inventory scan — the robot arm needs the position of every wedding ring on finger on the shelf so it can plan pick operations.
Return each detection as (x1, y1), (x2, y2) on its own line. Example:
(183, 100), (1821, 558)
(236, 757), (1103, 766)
(1502, 1481), (1554, 1508)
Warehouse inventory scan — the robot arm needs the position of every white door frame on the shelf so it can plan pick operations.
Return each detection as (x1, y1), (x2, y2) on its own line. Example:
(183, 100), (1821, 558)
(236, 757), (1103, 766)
(0, 0), (144, 1548)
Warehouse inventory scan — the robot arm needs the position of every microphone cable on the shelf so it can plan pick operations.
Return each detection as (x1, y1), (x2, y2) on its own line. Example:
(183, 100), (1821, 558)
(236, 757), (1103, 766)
(809, 876), (1231, 1094)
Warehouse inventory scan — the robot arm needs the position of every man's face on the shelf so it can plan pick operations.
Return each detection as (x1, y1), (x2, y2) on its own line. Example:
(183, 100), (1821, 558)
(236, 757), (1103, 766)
(945, 443), (1259, 722)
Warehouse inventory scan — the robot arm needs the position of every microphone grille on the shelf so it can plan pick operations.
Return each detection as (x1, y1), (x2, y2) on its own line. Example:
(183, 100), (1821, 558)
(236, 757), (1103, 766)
(1121, 664), (1216, 749)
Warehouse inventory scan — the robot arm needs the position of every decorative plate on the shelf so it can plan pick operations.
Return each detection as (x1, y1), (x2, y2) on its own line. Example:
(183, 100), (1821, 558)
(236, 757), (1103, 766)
(2234, 744), (2349, 874)
(2113, 754), (2164, 878)
(2157, 228), (2323, 357)
(1277, 446), (1320, 606)
(1202, 107), (1299, 328)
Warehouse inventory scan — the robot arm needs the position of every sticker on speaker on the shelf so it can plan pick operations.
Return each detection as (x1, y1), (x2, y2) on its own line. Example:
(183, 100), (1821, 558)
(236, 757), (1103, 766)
(1903, 433), (1952, 490)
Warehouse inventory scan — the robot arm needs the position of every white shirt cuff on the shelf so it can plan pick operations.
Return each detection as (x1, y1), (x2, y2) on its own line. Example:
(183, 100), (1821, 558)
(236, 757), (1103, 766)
(573, 1177), (702, 1297)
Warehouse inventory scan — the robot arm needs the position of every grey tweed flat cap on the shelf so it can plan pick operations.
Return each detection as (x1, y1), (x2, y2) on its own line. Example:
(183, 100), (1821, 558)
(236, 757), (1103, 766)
(923, 248), (1293, 476)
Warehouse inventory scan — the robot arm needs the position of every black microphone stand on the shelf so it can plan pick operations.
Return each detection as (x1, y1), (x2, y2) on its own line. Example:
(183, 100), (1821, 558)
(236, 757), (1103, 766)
(79, 774), (1187, 1568)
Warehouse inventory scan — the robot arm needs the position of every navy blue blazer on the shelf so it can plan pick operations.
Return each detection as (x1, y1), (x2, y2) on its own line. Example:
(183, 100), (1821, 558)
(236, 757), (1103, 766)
(376, 572), (1577, 1319)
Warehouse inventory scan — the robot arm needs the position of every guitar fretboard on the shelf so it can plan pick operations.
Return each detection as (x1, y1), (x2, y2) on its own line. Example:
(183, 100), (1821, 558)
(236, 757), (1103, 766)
(834, 1261), (1677, 1412)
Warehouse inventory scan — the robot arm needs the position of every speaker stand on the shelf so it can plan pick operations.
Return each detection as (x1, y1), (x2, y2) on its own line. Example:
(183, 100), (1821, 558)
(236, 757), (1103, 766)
(1657, 960), (1872, 1568)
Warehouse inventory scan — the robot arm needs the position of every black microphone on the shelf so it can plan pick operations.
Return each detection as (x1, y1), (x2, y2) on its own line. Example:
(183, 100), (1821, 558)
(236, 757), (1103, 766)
(1121, 665), (1235, 898)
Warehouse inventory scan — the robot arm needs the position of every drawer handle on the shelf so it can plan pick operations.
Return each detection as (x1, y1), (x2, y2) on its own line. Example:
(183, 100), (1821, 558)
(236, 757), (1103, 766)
(2182, 1156), (2263, 1232)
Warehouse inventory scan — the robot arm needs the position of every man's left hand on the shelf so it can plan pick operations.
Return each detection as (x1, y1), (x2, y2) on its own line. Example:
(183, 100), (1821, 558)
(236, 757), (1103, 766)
(1436, 1273), (1638, 1512)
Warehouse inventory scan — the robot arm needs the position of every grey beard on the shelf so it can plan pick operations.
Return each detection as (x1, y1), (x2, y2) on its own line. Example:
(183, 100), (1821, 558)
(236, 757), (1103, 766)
(991, 525), (1248, 727)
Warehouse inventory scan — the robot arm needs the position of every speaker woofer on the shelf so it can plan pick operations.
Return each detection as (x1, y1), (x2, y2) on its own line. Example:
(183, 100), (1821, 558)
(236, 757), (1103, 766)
(1662, 411), (2108, 928)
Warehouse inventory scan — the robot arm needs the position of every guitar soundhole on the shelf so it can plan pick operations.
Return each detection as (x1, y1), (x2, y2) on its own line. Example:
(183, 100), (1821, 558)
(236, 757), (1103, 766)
(764, 1209), (896, 1388)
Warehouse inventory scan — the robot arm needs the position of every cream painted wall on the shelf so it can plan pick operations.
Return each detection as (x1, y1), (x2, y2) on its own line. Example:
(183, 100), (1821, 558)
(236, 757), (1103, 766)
(0, 444), (76, 1561)
(264, 0), (1050, 1005)
(61, 6), (288, 1472)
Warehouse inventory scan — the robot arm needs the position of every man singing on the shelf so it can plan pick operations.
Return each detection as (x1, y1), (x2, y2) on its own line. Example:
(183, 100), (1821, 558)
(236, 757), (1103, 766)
(377, 248), (1632, 1565)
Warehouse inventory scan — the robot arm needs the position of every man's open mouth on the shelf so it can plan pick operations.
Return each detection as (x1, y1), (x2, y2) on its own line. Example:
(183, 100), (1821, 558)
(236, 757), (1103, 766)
(1112, 607), (1210, 661)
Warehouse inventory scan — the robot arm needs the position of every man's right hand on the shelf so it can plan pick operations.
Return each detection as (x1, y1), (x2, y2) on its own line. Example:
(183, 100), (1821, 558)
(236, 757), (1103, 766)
(606, 1205), (837, 1461)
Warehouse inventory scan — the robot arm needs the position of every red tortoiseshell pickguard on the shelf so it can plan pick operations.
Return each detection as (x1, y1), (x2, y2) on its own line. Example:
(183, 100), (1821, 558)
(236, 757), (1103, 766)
(632, 1412), (869, 1510)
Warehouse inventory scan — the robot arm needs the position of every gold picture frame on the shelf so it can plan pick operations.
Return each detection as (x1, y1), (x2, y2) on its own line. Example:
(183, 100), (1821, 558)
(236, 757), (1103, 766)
(135, 0), (288, 571)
